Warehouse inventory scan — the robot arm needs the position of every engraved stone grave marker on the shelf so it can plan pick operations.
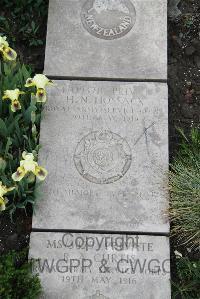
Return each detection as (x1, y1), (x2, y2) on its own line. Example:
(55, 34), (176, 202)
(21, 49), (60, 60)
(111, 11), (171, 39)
(32, 81), (169, 233)
(29, 232), (171, 299)
(29, 0), (170, 297)
(44, 0), (167, 79)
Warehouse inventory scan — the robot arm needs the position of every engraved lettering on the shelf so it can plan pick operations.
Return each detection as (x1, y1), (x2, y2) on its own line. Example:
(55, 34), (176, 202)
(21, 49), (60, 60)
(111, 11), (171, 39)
(81, 0), (136, 40)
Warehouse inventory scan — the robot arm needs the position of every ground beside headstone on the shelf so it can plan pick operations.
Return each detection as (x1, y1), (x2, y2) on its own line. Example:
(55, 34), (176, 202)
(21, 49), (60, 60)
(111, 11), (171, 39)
(32, 81), (169, 233)
(44, 0), (167, 80)
(29, 232), (171, 299)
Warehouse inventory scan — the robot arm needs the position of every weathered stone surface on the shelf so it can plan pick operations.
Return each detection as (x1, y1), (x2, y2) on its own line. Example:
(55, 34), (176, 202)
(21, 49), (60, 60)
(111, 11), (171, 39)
(32, 81), (169, 233)
(29, 232), (171, 299)
(44, 0), (167, 80)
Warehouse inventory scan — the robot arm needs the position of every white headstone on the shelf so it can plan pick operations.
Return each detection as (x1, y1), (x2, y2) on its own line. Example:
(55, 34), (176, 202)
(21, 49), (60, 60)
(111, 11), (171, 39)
(29, 232), (171, 299)
(44, 0), (167, 80)
(32, 81), (169, 233)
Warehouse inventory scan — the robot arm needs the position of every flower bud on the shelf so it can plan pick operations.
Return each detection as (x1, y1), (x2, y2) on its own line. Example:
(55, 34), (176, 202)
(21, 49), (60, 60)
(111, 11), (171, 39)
(32, 124), (37, 137)
(0, 157), (6, 172)
(31, 111), (36, 124)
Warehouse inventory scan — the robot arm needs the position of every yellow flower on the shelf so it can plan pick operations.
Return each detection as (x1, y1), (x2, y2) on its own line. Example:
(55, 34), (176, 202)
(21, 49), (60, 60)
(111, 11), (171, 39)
(25, 74), (53, 103)
(25, 74), (53, 89)
(2, 89), (25, 112)
(36, 88), (47, 103)
(12, 151), (48, 182)
(0, 36), (17, 61)
(0, 197), (8, 211)
(0, 36), (8, 48)
(0, 181), (15, 211)
(0, 181), (15, 198)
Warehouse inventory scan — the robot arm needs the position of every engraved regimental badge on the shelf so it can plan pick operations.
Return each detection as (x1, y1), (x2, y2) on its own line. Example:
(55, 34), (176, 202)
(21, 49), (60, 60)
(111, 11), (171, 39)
(74, 130), (132, 184)
(81, 0), (136, 40)
(84, 290), (110, 299)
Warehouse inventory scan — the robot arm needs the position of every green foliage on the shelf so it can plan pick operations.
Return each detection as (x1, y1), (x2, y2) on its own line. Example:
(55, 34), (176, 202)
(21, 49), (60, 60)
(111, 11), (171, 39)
(0, 61), (43, 216)
(169, 128), (200, 250)
(0, 0), (48, 47)
(172, 256), (200, 299)
(0, 250), (41, 299)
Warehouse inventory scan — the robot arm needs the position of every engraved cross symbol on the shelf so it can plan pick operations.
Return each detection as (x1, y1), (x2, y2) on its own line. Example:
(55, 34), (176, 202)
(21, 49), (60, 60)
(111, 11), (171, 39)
(134, 122), (155, 155)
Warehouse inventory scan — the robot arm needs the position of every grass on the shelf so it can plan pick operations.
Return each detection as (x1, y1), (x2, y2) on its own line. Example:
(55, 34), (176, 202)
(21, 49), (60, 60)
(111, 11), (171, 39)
(170, 128), (200, 298)
(169, 128), (200, 251)
(172, 255), (200, 299)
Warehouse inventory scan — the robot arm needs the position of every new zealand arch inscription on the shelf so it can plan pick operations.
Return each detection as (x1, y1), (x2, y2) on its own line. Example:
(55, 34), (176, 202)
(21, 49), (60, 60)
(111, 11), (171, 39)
(81, 0), (136, 40)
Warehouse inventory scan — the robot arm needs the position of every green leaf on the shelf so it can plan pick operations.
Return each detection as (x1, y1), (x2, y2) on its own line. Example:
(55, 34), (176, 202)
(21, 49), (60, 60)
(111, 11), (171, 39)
(21, 64), (31, 81)
(24, 104), (37, 124)
(16, 202), (26, 208)
(0, 118), (8, 138)
(5, 137), (12, 155)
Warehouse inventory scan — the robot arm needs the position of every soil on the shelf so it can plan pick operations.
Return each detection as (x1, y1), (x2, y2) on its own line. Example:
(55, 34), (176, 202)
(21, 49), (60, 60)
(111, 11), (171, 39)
(0, 210), (32, 254)
(0, 0), (199, 292)
(168, 0), (200, 288)
(169, 0), (200, 159)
